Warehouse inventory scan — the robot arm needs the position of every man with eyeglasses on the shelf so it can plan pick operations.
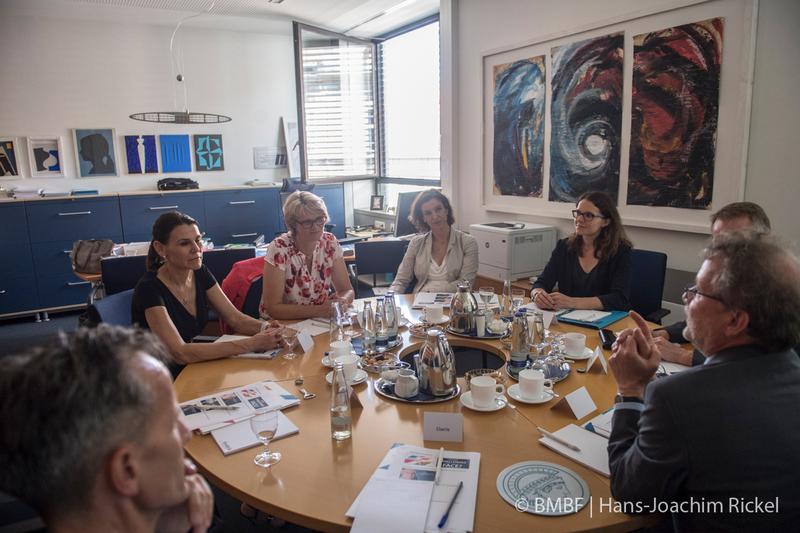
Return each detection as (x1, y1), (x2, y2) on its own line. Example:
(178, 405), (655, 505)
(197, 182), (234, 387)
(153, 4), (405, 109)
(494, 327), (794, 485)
(606, 233), (800, 530)
(653, 202), (774, 366)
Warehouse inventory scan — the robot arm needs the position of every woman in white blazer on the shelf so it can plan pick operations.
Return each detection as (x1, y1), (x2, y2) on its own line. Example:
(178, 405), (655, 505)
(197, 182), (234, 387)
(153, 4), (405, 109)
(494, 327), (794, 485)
(389, 189), (478, 293)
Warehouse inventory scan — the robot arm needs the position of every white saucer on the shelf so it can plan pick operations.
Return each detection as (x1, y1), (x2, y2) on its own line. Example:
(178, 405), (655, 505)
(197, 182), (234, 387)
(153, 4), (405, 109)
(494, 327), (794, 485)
(420, 314), (450, 325)
(325, 369), (368, 386)
(459, 391), (507, 412)
(564, 347), (593, 360)
(507, 384), (553, 404)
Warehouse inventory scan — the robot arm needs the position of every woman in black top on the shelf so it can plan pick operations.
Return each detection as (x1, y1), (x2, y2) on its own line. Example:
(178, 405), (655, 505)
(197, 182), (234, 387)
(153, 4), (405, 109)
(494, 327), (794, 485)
(132, 212), (284, 370)
(532, 191), (632, 311)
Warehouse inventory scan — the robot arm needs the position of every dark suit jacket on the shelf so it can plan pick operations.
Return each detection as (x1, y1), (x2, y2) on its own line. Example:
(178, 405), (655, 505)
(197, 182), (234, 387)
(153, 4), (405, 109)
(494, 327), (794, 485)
(608, 345), (800, 531)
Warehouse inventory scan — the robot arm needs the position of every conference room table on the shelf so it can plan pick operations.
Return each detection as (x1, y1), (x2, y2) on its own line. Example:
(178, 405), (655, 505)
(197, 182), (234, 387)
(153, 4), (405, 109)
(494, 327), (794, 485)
(174, 296), (658, 532)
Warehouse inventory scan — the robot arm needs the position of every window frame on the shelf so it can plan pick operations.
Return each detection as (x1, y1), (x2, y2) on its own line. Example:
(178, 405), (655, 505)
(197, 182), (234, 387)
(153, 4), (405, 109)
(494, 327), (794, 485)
(293, 21), (381, 183)
(292, 16), (441, 187)
(376, 15), (441, 187)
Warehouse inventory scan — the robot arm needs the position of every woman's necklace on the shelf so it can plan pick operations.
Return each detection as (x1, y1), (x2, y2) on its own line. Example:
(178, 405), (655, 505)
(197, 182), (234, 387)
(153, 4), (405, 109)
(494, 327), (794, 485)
(164, 269), (193, 306)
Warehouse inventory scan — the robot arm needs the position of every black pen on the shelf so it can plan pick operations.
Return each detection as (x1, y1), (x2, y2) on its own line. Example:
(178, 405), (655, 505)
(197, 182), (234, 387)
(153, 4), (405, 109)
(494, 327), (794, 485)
(437, 481), (463, 529)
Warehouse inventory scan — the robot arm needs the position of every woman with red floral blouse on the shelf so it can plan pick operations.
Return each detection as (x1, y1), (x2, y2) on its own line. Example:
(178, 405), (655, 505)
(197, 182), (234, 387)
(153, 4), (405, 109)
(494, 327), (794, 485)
(260, 191), (355, 319)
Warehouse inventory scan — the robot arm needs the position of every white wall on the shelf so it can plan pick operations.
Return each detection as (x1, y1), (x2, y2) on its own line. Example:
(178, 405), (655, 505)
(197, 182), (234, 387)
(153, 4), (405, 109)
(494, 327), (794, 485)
(449, 0), (800, 273)
(0, 2), (297, 193)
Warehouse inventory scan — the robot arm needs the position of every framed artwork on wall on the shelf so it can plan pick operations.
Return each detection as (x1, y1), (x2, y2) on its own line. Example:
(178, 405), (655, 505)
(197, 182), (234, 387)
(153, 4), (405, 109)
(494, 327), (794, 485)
(159, 134), (192, 173)
(193, 134), (224, 171)
(481, 0), (756, 233)
(27, 136), (65, 178)
(73, 128), (118, 177)
(124, 134), (159, 174)
(370, 195), (385, 211)
(0, 137), (20, 178)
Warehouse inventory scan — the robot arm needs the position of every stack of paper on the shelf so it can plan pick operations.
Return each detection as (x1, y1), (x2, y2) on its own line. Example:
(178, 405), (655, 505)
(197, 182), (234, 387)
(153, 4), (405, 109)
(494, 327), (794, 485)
(560, 309), (612, 323)
(538, 424), (610, 477)
(289, 318), (329, 337)
(178, 380), (299, 434)
(12, 187), (43, 198)
(583, 408), (613, 438)
(216, 334), (282, 359)
(212, 411), (299, 455)
(347, 444), (480, 533)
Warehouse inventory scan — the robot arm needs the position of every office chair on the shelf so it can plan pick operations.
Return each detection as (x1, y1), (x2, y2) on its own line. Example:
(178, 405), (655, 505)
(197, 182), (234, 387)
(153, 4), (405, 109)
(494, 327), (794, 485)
(86, 289), (135, 327)
(347, 240), (410, 298)
(100, 255), (147, 296)
(242, 277), (264, 318)
(629, 249), (670, 324)
(203, 248), (256, 282)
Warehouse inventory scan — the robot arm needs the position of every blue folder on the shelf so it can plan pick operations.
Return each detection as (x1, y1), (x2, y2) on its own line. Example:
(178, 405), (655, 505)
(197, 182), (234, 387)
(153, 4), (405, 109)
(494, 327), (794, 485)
(556, 309), (629, 330)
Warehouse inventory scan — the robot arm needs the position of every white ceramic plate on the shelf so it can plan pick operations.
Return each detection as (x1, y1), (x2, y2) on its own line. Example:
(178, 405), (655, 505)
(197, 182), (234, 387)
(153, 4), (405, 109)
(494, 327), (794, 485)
(459, 391), (507, 412)
(325, 369), (368, 386)
(507, 384), (553, 404)
(496, 461), (590, 516)
(563, 347), (593, 360)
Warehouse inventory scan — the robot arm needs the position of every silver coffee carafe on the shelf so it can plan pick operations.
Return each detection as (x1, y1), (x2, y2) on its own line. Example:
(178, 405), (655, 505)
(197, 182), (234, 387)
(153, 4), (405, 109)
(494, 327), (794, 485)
(414, 330), (457, 396)
(449, 280), (478, 334)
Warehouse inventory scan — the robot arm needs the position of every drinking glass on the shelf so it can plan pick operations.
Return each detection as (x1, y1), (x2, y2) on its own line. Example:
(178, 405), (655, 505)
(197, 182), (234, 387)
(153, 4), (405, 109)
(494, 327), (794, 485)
(329, 301), (351, 342)
(250, 409), (282, 467)
(282, 329), (299, 360)
(478, 287), (494, 310)
(511, 290), (525, 311)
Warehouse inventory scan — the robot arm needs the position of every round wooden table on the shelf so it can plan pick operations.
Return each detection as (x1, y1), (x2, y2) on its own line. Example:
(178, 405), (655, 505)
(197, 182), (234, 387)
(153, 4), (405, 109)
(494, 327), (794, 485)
(174, 296), (654, 532)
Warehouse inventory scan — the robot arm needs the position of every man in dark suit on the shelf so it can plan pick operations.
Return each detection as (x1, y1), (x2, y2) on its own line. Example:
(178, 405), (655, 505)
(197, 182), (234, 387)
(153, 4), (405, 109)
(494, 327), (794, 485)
(607, 233), (800, 531)
(653, 201), (773, 366)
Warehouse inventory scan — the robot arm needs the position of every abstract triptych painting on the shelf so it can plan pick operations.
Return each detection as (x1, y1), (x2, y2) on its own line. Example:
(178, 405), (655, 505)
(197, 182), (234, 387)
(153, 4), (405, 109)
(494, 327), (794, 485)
(549, 33), (623, 203)
(627, 18), (724, 209)
(492, 56), (546, 197)
(488, 16), (726, 212)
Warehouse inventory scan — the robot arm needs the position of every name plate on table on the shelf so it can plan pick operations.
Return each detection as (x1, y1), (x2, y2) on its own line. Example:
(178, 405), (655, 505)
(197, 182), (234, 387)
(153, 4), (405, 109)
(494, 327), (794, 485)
(423, 412), (464, 442)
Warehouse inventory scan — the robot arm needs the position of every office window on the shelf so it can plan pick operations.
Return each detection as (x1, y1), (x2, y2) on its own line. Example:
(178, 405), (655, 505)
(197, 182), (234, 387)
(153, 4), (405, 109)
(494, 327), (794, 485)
(295, 23), (377, 180)
(378, 20), (440, 181)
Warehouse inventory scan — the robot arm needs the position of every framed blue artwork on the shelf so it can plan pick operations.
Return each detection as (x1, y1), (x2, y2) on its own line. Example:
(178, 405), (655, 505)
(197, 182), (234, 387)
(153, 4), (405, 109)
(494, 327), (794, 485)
(194, 134), (224, 171)
(160, 134), (192, 173)
(0, 137), (20, 177)
(124, 134), (158, 174)
(27, 136), (65, 178)
(73, 128), (118, 177)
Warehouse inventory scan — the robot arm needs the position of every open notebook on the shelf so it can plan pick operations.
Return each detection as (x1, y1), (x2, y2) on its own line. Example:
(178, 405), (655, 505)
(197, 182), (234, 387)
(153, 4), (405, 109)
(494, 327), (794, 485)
(538, 423), (610, 477)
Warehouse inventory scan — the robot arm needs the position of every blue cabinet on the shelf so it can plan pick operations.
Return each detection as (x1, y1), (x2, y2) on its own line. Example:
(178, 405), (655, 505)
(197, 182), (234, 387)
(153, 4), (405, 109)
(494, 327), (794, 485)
(203, 188), (281, 245)
(119, 192), (206, 243)
(0, 275), (39, 315)
(24, 196), (124, 312)
(0, 204), (34, 279)
(26, 197), (122, 243)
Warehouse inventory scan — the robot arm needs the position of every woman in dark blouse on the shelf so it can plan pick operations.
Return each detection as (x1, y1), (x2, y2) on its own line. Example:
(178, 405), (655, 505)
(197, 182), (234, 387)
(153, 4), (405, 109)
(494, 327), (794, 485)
(132, 211), (284, 371)
(532, 191), (632, 311)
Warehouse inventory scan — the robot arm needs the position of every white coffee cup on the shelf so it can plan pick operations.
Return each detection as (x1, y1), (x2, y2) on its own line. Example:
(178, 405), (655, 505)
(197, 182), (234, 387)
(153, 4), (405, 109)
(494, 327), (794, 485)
(334, 354), (359, 382)
(423, 304), (444, 323)
(470, 375), (505, 408)
(564, 332), (587, 356)
(518, 369), (553, 400)
(330, 340), (352, 359)
(394, 369), (419, 398)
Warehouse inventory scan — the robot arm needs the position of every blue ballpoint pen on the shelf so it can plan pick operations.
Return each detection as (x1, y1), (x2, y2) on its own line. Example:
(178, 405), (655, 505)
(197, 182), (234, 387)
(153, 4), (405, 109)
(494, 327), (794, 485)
(438, 481), (463, 529)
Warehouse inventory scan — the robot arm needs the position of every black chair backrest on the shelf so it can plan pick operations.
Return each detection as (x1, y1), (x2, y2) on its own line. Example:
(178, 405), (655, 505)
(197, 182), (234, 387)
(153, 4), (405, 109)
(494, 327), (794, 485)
(101, 255), (147, 296)
(88, 288), (135, 326)
(203, 248), (256, 283)
(630, 249), (667, 320)
(354, 240), (410, 276)
(241, 277), (264, 319)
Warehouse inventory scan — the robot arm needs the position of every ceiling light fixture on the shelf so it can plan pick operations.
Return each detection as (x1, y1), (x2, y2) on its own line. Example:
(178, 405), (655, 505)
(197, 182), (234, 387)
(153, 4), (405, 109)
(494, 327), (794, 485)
(130, 0), (231, 124)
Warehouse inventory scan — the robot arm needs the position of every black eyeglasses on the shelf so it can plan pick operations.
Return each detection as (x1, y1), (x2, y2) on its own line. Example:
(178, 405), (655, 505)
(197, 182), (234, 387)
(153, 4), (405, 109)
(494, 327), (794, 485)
(297, 217), (327, 229)
(682, 285), (726, 306)
(572, 209), (606, 221)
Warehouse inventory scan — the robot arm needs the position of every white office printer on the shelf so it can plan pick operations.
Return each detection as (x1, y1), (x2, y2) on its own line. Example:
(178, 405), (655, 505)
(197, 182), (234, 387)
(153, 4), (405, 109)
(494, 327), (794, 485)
(469, 222), (557, 281)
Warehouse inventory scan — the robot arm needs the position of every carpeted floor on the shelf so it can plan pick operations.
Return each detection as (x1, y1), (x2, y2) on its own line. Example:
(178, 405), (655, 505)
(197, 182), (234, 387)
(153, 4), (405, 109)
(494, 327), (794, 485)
(0, 310), (82, 357)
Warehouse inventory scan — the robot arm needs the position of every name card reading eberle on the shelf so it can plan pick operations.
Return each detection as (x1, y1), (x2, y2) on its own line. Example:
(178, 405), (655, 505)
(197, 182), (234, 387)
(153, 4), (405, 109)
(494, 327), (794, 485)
(423, 412), (464, 442)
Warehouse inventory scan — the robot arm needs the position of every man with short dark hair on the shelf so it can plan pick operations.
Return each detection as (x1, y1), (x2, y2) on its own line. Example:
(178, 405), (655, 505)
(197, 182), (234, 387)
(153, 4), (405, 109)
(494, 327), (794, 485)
(608, 233), (800, 530)
(0, 325), (213, 533)
(654, 201), (773, 365)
